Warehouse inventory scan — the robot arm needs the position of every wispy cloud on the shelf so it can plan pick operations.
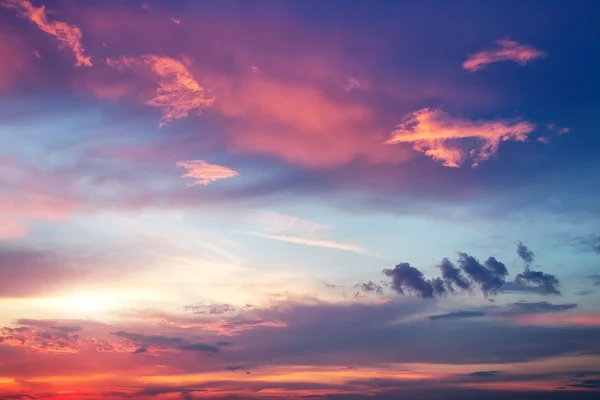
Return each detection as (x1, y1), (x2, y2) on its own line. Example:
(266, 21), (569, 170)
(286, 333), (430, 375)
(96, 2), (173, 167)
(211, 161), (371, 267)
(249, 211), (370, 255)
(386, 108), (535, 167)
(107, 55), (214, 125)
(176, 160), (238, 186)
(463, 39), (546, 72)
(2, 0), (92, 67)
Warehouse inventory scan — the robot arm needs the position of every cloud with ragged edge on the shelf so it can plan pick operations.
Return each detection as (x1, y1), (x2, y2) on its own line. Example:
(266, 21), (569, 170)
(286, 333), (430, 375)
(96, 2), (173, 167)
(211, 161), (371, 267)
(176, 160), (238, 186)
(107, 55), (214, 125)
(247, 211), (371, 255)
(1, 0), (91, 67)
(463, 39), (546, 72)
(386, 108), (536, 167)
(382, 242), (560, 299)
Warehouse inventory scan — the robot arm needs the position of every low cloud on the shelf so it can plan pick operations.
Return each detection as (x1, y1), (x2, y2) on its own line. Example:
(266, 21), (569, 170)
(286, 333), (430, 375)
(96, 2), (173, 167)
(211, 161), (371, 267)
(463, 39), (546, 71)
(501, 302), (577, 316)
(112, 330), (219, 354)
(2, 0), (91, 67)
(428, 311), (486, 321)
(386, 108), (535, 167)
(384, 242), (560, 299)
(176, 160), (238, 186)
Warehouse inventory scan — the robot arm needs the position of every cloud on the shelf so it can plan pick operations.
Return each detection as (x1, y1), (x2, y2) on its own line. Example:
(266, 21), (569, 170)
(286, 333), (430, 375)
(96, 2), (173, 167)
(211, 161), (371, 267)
(571, 234), (600, 254)
(463, 39), (546, 71)
(176, 160), (238, 186)
(183, 303), (237, 315)
(501, 302), (577, 316)
(386, 108), (535, 167)
(354, 281), (384, 295)
(383, 263), (443, 299)
(439, 258), (471, 292)
(589, 275), (600, 286)
(2, 0), (91, 66)
(249, 212), (370, 255)
(107, 55), (214, 125)
(515, 269), (561, 295)
(457, 253), (508, 297)
(517, 241), (535, 266)
(111, 331), (219, 354)
(428, 311), (486, 321)
(467, 371), (502, 377)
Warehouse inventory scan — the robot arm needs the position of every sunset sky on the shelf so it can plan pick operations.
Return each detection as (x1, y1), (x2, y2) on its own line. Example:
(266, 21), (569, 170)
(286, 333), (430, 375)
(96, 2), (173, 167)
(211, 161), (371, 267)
(1, 0), (600, 399)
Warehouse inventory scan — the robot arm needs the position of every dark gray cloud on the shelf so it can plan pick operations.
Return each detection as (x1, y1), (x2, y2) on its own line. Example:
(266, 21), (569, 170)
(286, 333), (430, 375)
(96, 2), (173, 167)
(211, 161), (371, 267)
(178, 343), (220, 353)
(501, 302), (577, 316)
(428, 311), (486, 321)
(216, 341), (232, 346)
(224, 365), (246, 372)
(515, 269), (561, 295)
(457, 253), (507, 297)
(570, 379), (600, 389)
(383, 263), (439, 298)
(439, 258), (471, 292)
(112, 331), (218, 354)
(467, 370), (502, 377)
(517, 241), (535, 266)
(132, 347), (147, 354)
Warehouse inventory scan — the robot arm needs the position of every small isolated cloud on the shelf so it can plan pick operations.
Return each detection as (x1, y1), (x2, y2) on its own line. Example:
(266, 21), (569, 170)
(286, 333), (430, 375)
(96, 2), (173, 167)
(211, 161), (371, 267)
(457, 253), (508, 297)
(107, 55), (214, 125)
(176, 160), (238, 186)
(515, 269), (561, 295)
(463, 39), (546, 72)
(589, 275), (600, 286)
(428, 311), (486, 321)
(354, 281), (384, 295)
(249, 212), (370, 255)
(386, 108), (535, 167)
(2, 0), (91, 67)
(517, 241), (535, 266)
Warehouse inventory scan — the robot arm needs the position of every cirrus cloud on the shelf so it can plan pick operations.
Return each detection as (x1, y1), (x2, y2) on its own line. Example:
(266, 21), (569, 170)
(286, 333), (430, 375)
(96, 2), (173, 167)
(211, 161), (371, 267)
(463, 39), (546, 72)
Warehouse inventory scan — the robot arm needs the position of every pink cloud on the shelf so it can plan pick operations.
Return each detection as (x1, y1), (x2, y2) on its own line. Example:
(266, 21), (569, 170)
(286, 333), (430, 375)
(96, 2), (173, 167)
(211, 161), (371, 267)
(107, 55), (214, 126)
(386, 108), (536, 167)
(2, 0), (92, 67)
(176, 160), (238, 186)
(463, 39), (546, 72)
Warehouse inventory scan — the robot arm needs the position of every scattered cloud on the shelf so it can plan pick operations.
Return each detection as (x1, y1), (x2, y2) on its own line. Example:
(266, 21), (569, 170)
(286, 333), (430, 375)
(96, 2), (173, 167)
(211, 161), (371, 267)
(589, 275), (600, 286)
(463, 39), (546, 72)
(107, 55), (214, 125)
(176, 160), (238, 186)
(467, 371), (502, 377)
(383, 243), (560, 299)
(2, 0), (92, 67)
(428, 311), (486, 321)
(386, 108), (535, 167)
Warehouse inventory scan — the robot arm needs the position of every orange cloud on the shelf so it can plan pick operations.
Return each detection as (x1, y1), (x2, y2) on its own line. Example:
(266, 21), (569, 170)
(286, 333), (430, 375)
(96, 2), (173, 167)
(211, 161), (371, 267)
(463, 39), (546, 72)
(2, 0), (92, 67)
(107, 55), (214, 126)
(386, 108), (536, 167)
(176, 160), (238, 186)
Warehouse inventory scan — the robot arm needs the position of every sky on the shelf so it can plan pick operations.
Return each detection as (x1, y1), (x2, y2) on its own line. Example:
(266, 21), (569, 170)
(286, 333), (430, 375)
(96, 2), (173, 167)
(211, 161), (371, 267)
(0, 0), (600, 399)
